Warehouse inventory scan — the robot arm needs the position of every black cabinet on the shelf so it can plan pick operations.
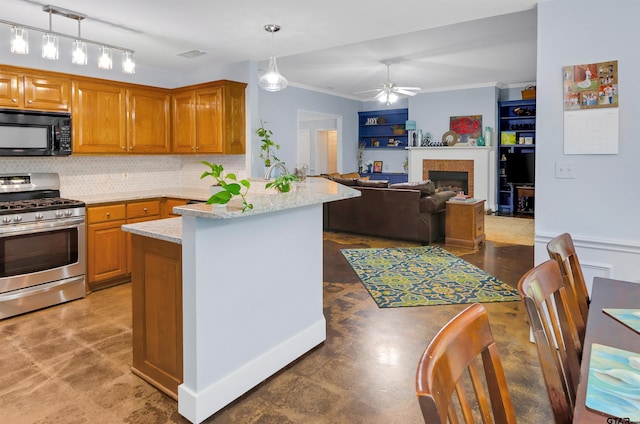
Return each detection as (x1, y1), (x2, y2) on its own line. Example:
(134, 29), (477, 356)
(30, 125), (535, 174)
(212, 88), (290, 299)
(497, 100), (536, 216)
(358, 108), (408, 149)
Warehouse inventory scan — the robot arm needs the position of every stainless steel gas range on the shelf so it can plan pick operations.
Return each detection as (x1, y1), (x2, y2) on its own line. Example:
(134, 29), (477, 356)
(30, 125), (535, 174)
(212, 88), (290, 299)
(0, 173), (85, 319)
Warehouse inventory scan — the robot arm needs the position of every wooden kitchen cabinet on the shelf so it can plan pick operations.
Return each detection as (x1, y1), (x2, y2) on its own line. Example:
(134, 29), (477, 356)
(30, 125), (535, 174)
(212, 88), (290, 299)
(87, 199), (161, 291)
(445, 199), (486, 248)
(73, 80), (172, 154)
(126, 87), (171, 154)
(171, 80), (247, 154)
(161, 198), (189, 218)
(72, 79), (127, 154)
(130, 234), (183, 399)
(0, 67), (70, 111)
(87, 204), (128, 291)
(126, 199), (161, 273)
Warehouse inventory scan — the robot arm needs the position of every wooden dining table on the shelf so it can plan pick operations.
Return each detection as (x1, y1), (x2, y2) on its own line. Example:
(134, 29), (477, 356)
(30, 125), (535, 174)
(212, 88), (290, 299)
(573, 277), (640, 423)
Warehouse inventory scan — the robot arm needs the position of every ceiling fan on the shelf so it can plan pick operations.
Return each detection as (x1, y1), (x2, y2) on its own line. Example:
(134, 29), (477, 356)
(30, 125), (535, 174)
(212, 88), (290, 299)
(355, 62), (421, 105)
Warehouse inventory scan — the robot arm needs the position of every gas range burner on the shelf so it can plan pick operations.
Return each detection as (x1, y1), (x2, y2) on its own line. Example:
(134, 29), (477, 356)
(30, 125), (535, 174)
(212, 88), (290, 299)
(0, 197), (85, 214)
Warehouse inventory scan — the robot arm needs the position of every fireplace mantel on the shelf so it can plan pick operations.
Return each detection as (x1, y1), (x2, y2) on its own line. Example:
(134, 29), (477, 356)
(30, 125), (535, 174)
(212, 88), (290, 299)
(407, 146), (497, 211)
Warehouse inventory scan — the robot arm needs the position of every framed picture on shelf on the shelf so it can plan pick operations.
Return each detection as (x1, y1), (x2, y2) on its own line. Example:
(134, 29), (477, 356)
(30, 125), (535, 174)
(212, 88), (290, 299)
(373, 161), (383, 173)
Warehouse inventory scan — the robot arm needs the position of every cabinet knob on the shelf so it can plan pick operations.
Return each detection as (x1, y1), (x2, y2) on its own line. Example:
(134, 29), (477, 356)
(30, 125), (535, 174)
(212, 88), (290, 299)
(11, 98), (17, 103)
(143, 208), (148, 213)
(27, 100), (33, 104)
(106, 212), (111, 218)
(191, 146), (196, 151)
(121, 146), (126, 151)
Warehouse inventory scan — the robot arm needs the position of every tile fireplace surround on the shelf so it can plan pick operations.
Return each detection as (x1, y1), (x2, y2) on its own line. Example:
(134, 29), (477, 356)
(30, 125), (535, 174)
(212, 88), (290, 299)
(407, 146), (496, 211)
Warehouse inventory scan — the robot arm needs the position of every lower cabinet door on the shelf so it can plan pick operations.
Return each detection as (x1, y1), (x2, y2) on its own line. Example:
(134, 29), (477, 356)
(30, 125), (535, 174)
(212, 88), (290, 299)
(87, 220), (128, 290)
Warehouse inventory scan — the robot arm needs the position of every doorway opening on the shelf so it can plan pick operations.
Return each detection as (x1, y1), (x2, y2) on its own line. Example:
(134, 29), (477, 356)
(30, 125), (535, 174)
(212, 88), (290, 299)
(297, 111), (341, 176)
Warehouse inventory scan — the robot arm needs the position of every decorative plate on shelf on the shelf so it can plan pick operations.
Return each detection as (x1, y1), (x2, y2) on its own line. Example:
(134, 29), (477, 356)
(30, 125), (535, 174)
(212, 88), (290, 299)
(442, 130), (459, 146)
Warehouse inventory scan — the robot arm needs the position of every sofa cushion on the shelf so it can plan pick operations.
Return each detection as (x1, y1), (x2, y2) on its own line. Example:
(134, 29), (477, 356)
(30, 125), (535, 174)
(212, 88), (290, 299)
(340, 172), (361, 179)
(332, 176), (358, 186)
(389, 180), (436, 195)
(357, 179), (388, 188)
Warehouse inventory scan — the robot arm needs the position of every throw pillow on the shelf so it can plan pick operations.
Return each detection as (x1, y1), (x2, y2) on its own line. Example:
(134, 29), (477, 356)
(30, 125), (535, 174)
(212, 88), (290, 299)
(388, 180), (436, 195)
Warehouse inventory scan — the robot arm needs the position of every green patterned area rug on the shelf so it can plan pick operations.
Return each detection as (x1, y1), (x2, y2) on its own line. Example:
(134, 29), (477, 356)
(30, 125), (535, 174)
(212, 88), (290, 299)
(340, 246), (521, 308)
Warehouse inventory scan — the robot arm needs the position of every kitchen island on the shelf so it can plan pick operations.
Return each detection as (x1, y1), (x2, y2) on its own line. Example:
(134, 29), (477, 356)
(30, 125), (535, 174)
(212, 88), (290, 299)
(122, 177), (359, 424)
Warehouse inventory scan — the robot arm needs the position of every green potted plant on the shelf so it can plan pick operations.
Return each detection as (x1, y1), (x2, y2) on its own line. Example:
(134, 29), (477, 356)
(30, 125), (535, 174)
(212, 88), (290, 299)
(200, 161), (253, 212)
(256, 121), (281, 167)
(265, 173), (298, 193)
(390, 124), (406, 135)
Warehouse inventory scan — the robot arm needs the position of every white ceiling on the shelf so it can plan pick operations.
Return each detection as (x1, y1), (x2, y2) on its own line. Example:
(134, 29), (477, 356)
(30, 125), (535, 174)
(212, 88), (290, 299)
(1, 0), (538, 99)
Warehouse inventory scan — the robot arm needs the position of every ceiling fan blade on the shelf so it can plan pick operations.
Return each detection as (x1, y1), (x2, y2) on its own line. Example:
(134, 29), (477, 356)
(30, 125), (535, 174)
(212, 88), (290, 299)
(395, 86), (421, 91)
(373, 90), (387, 100)
(395, 88), (418, 96)
(354, 88), (382, 95)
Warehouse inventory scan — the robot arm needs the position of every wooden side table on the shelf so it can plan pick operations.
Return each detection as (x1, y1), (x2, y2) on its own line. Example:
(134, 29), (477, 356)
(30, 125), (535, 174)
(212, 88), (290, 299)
(445, 199), (486, 248)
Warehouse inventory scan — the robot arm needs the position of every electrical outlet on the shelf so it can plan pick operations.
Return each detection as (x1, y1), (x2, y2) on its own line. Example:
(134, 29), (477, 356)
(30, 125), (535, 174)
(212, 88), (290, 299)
(555, 161), (575, 179)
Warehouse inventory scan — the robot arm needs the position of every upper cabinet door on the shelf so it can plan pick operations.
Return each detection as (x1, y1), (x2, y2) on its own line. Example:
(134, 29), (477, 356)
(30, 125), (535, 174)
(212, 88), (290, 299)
(0, 71), (21, 108)
(127, 87), (171, 154)
(171, 91), (197, 153)
(72, 79), (127, 154)
(195, 86), (223, 154)
(23, 75), (70, 111)
(0, 70), (69, 111)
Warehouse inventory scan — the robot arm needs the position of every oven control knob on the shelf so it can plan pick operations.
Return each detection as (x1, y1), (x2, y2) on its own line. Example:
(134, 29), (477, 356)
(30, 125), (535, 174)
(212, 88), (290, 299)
(55, 211), (64, 218)
(2, 216), (11, 224)
(13, 216), (22, 223)
(64, 210), (73, 217)
(35, 213), (44, 220)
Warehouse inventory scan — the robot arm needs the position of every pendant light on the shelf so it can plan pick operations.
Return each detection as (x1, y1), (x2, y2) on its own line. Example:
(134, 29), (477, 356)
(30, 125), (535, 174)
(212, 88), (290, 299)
(10, 26), (28, 55)
(42, 9), (58, 60)
(98, 46), (113, 69)
(122, 51), (136, 74)
(71, 19), (87, 65)
(258, 24), (288, 92)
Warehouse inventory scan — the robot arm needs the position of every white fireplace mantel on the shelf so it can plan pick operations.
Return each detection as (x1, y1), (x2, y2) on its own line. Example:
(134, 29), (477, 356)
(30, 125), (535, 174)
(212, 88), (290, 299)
(407, 146), (497, 211)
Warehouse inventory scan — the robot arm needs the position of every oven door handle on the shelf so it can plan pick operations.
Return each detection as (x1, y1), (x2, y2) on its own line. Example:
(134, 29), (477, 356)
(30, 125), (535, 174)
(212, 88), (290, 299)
(0, 218), (85, 237)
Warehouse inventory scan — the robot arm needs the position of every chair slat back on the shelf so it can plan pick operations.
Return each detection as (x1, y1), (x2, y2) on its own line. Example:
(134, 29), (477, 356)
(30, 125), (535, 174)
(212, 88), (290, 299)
(517, 260), (581, 424)
(547, 233), (589, 350)
(416, 303), (516, 424)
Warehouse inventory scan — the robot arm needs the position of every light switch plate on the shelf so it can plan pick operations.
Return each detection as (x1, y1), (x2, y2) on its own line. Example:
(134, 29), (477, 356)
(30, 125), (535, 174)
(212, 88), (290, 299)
(555, 161), (575, 179)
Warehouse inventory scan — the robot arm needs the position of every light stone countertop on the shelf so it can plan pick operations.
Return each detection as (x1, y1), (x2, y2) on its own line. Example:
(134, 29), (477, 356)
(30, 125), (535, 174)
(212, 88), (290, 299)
(76, 187), (211, 205)
(122, 217), (182, 244)
(120, 178), (359, 243)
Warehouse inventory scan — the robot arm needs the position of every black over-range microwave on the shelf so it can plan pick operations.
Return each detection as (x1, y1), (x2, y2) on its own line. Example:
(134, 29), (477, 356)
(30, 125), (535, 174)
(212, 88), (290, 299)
(0, 108), (72, 156)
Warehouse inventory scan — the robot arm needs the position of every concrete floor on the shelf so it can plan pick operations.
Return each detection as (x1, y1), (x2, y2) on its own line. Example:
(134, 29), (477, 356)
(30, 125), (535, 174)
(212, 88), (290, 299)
(0, 216), (553, 423)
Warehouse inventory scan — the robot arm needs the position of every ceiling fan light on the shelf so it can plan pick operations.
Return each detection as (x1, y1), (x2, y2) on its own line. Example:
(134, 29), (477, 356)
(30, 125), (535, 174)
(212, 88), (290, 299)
(259, 56), (288, 92)
(98, 46), (112, 70)
(72, 40), (87, 65)
(42, 33), (59, 60)
(10, 26), (29, 55)
(388, 92), (398, 104)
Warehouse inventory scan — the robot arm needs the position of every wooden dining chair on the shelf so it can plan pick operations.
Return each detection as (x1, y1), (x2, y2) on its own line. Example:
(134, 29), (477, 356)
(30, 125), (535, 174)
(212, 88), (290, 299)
(546, 232), (589, 348)
(416, 303), (516, 424)
(517, 260), (581, 424)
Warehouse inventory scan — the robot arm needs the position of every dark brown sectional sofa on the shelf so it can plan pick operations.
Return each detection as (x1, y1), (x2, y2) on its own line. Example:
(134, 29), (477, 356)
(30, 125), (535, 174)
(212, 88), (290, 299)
(323, 175), (456, 244)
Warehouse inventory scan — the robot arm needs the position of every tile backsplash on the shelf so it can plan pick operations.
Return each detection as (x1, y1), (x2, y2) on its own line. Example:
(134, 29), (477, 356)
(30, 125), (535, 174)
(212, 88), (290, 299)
(0, 155), (247, 198)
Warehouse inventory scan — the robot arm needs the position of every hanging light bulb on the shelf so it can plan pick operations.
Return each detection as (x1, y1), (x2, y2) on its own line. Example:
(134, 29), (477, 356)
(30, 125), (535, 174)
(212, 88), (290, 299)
(72, 40), (87, 64)
(42, 33), (59, 60)
(258, 24), (288, 92)
(10, 26), (28, 55)
(98, 46), (112, 69)
(71, 19), (87, 65)
(122, 51), (135, 74)
(41, 9), (58, 60)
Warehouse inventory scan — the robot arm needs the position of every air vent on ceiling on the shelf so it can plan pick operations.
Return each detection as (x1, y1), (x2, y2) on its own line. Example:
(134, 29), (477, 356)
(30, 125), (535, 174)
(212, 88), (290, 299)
(177, 50), (207, 59)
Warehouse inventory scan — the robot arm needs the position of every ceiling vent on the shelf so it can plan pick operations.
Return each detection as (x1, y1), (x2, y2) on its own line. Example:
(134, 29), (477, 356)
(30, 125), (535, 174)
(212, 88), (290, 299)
(177, 49), (207, 59)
